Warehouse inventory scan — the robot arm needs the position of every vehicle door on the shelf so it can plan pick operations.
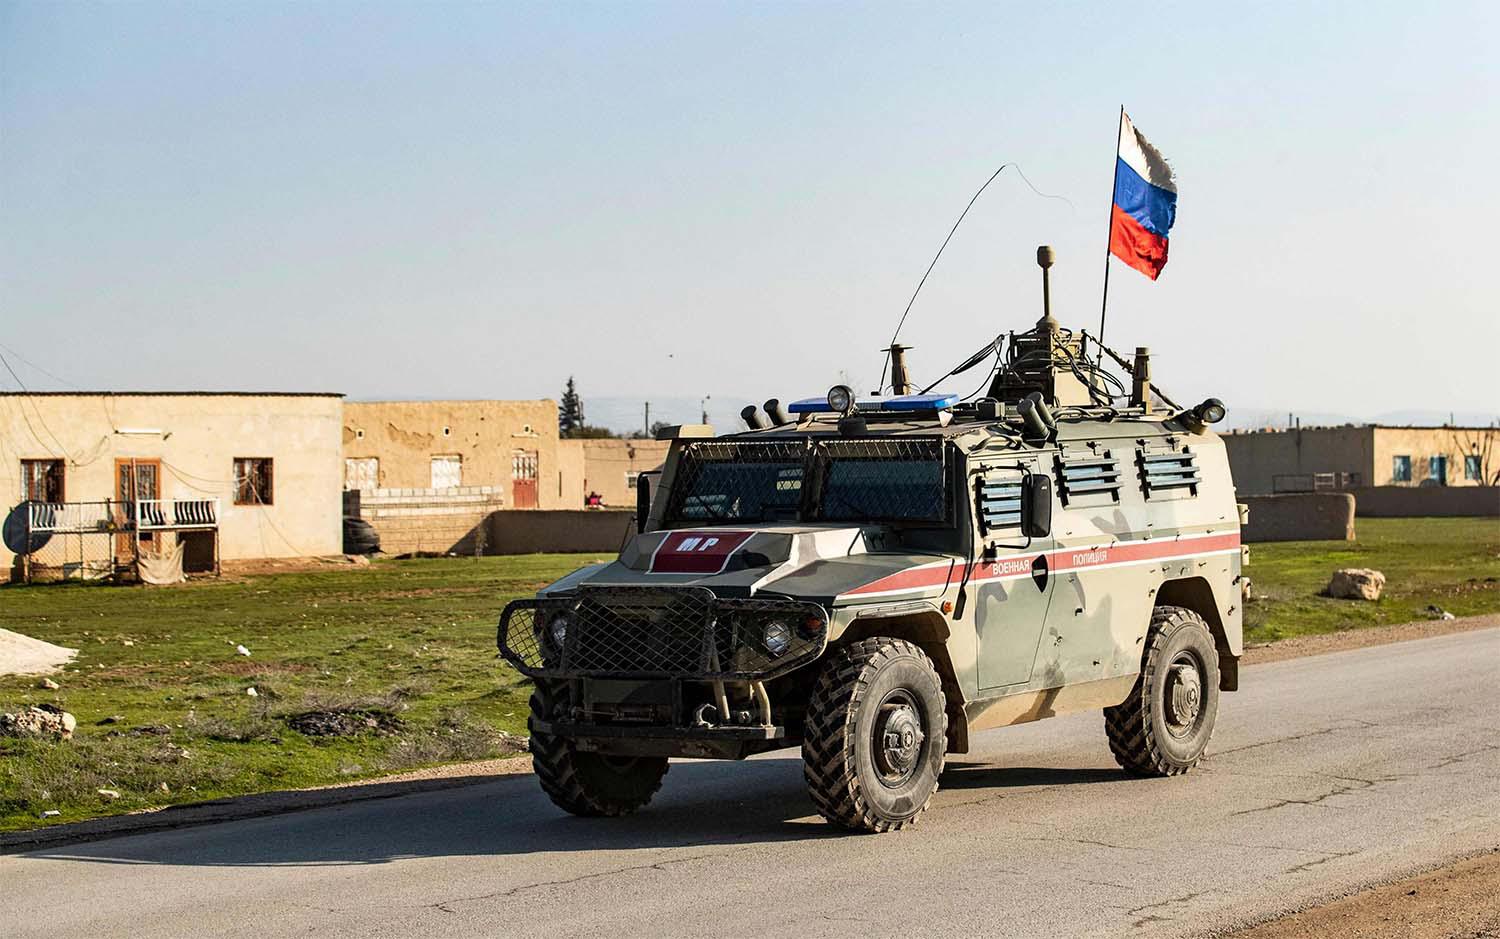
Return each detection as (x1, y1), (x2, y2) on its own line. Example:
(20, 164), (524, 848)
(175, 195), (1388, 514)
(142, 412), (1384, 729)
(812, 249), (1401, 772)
(973, 454), (1057, 690)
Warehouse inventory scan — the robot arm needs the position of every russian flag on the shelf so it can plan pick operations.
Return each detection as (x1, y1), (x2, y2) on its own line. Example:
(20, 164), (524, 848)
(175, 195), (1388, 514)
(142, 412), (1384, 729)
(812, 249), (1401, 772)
(1110, 112), (1177, 280)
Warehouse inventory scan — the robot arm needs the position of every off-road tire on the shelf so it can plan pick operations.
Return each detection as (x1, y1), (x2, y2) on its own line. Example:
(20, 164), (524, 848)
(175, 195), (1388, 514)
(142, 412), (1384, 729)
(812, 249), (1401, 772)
(528, 682), (668, 817)
(802, 638), (948, 833)
(1104, 605), (1220, 777)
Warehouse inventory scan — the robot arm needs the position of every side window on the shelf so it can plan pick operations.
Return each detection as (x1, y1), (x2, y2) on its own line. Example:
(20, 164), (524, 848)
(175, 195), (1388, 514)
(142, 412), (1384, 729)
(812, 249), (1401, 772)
(233, 458), (273, 506)
(21, 459), (65, 502)
(1137, 444), (1200, 499)
(1464, 455), (1482, 481)
(1391, 455), (1411, 482)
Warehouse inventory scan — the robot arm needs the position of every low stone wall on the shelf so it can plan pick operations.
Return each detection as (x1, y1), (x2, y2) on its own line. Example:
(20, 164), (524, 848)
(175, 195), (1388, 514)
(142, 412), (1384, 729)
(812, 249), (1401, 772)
(485, 509), (635, 555)
(350, 486), (507, 556)
(1242, 493), (1356, 543)
(1346, 486), (1499, 518)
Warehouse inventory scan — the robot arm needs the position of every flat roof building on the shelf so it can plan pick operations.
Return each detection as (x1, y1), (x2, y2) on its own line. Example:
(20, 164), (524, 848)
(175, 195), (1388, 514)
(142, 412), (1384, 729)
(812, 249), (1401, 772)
(1223, 424), (1499, 495)
(2, 392), (344, 578)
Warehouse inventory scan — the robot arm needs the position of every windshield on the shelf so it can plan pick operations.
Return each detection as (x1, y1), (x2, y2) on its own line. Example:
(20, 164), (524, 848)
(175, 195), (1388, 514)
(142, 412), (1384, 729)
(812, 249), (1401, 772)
(664, 437), (947, 525)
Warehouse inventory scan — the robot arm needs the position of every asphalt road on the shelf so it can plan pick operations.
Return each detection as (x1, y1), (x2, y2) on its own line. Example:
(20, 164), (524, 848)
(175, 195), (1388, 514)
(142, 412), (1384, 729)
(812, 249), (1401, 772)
(6, 628), (1498, 939)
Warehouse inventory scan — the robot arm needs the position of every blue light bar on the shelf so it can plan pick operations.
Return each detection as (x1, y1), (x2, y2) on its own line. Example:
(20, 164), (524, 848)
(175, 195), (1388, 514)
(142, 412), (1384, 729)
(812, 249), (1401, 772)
(786, 393), (960, 414)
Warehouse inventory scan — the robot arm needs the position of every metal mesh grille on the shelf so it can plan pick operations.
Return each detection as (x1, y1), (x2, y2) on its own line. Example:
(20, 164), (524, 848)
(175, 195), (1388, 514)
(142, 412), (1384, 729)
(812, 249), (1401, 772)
(814, 437), (947, 522)
(499, 587), (827, 680)
(665, 440), (808, 523)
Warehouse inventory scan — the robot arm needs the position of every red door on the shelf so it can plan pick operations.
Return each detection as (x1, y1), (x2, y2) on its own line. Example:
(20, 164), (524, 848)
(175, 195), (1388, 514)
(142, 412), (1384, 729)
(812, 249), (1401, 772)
(511, 450), (539, 509)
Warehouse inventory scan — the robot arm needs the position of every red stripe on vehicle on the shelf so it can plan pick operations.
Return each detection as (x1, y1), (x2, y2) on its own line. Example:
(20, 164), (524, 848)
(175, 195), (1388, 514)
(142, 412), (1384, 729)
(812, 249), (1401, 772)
(843, 531), (1240, 598)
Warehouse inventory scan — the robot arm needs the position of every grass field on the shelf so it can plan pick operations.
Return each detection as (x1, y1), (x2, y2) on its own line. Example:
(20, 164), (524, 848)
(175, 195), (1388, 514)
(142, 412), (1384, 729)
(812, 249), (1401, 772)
(2, 517), (1497, 831)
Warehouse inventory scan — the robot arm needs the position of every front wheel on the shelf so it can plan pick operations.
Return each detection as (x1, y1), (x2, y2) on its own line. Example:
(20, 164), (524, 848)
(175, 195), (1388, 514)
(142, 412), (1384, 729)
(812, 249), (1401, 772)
(1104, 605), (1220, 776)
(802, 638), (948, 832)
(528, 683), (668, 817)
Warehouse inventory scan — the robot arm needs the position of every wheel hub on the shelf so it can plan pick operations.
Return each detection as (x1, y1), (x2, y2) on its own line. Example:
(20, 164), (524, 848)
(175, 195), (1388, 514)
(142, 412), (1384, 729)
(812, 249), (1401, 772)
(1166, 661), (1202, 731)
(874, 698), (925, 784)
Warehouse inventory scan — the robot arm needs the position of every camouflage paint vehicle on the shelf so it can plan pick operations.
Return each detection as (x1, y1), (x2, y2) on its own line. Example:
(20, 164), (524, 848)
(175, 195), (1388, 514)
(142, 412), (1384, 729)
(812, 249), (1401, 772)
(498, 248), (1243, 832)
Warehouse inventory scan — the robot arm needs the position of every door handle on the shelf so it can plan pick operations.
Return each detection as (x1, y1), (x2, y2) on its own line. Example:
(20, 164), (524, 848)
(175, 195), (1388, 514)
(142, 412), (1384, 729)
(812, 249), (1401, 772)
(1030, 552), (1049, 591)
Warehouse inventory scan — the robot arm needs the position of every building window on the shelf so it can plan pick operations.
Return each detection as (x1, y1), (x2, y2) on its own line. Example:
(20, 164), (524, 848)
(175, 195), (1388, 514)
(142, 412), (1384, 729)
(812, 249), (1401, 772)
(21, 459), (65, 502)
(1428, 455), (1448, 486)
(1391, 455), (1411, 482)
(1465, 454), (1483, 481)
(625, 471), (641, 491)
(431, 454), (463, 489)
(234, 458), (274, 505)
(345, 457), (379, 491)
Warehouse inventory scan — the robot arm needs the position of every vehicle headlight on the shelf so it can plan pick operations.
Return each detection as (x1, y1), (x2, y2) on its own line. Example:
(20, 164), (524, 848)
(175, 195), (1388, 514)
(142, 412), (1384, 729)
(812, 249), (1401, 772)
(763, 620), (792, 656)
(546, 613), (571, 649)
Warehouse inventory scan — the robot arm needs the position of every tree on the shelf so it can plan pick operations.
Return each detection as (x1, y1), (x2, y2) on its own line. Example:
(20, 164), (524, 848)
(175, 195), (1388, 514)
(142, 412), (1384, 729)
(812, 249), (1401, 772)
(559, 376), (584, 437)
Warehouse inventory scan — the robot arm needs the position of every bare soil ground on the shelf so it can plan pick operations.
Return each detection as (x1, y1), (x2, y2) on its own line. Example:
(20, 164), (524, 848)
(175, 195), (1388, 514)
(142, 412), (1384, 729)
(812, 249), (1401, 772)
(1225, 849), (1500, 939)
(1241, 612), (1500, 665)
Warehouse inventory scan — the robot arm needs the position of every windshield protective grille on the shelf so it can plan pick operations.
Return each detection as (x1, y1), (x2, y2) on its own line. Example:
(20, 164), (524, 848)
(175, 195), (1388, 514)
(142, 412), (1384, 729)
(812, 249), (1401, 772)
(664, 437), (948, 525)
(812, 437), (947, 522)
(665, 439), (808, 522)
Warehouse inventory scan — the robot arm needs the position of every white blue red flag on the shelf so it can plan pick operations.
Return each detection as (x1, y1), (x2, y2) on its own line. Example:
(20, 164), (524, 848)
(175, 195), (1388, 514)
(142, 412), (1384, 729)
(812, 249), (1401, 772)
(1110, 112), (1177, 280)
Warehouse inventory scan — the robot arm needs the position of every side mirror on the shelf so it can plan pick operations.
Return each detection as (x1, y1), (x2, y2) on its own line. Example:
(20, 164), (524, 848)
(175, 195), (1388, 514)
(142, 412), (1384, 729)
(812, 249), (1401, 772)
(1023, 474), (1052, 538)
(635, 473), (653, 534)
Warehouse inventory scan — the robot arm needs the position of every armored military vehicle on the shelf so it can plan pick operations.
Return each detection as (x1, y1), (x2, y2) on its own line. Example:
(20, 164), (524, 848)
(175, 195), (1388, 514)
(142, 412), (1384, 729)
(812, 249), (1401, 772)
(498, 246), (1243, 832)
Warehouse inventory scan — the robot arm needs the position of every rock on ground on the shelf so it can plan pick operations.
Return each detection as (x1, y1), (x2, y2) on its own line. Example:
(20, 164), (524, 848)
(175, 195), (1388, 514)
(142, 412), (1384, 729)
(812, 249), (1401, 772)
(1327, 567), (1386, 600)
(1, 705), (77, 739)
(0, 629), (77, 676)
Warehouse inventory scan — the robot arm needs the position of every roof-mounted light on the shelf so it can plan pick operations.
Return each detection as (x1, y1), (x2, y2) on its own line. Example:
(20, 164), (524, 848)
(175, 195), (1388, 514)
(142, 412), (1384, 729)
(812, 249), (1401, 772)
(787, 392), (960, 415)
(826, 384), (854, 415)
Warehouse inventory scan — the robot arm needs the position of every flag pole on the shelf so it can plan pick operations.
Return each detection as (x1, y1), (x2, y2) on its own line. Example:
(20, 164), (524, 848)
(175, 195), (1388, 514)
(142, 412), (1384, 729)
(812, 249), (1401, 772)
(1097, 104), (1125, 357)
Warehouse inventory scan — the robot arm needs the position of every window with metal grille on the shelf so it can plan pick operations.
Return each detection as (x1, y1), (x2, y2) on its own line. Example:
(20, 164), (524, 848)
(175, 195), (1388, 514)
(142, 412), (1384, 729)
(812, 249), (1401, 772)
(1055, 451), (1121, 505)
(1137, 446), (1199, 497)
(664, 437), (948, 524)
(812, 437), (947, 522)
(21, 459), (64, 502)
(975, 471), (1024, 535)
(233, 458), (273, 505)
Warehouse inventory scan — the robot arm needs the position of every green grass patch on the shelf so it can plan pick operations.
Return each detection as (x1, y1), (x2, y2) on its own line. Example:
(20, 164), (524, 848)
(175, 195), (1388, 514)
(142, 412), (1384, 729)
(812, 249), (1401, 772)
(0, 553), (596, 831)
(1244, 517), (1500, 643)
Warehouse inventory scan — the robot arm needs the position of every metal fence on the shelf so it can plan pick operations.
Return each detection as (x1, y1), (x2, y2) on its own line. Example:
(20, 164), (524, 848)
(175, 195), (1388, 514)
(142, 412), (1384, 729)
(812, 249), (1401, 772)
(12, 499), (219, 583)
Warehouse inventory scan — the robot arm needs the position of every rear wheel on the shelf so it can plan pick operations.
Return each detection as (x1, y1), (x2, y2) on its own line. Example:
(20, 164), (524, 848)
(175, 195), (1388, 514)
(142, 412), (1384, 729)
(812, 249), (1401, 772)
(802, 638), (948, 832)
(528, 682), (668, 816)
(1104, 606), (1220, 776)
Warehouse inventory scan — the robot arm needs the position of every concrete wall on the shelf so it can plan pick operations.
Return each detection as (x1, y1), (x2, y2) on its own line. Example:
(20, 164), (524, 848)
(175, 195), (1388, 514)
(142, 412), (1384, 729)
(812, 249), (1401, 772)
(1222, 426), (1374, 495)
(1241, 493), (1356, 542)
(0, 393), (343, 565)
(485, 509), (635, 554)
(1346, 486), (1500, 518)
(352, 486), (507, 555)
(342, 400), (566, 508)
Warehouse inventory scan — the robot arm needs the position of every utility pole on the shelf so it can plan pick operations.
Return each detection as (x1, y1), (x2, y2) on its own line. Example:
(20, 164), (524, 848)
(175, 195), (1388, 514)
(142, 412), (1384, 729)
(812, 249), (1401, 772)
(700, 395), (711, 425)
(644, 401), (650, 436)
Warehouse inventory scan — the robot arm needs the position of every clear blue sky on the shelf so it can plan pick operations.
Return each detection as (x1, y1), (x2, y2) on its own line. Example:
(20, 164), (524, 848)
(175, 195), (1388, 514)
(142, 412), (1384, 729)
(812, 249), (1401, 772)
(2, 1), (1495, 426)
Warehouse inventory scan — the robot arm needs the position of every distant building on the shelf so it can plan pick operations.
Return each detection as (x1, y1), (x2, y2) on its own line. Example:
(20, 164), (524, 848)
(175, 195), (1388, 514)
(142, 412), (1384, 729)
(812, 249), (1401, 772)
(2, 392), (344, 578)
(339, 400), (670, 554)
(1223, 424), (1499, 495)
(559, 438), (671, 509)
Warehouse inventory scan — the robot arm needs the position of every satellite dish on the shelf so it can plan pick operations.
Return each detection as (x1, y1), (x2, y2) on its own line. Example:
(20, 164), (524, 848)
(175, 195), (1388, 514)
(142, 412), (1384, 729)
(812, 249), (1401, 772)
(3, 504), (52, 555)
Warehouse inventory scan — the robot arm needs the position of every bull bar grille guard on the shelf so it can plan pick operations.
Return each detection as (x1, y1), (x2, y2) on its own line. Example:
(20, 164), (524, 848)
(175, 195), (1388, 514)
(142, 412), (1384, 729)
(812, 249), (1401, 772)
(497, 586), (829, 681)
